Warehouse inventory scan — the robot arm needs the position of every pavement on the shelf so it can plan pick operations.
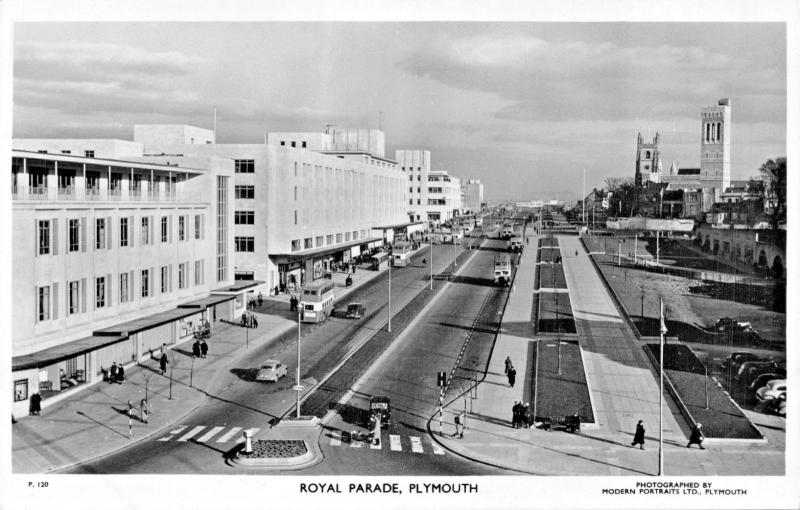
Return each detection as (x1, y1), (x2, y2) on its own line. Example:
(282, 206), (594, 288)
(435, 234), (785, 476)
(11, 255), (392, 474)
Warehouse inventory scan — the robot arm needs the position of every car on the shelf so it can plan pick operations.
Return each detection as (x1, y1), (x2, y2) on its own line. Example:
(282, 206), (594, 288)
(345, 302), (366, 319)
(369, 395), (391, 429)
(255, 359), (288, 382)
(756, 379), (786, 403)
(721, 351), (762, 376)
(716, 317), (757, 334)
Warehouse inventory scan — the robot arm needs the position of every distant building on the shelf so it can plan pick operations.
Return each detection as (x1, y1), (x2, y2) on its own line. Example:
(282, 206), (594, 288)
(426, 170), (463, 224)
(634, 132), (663, 187)
(396, 149), (430, 223)
(462, 179), (485, 213)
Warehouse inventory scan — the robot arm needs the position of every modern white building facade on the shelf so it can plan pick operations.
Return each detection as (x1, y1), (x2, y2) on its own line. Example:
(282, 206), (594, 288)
(395, 149), (430, 223)
(10, 141), (245, 417)
(462, 179), (485, 213)
(426, 170), (463, 224)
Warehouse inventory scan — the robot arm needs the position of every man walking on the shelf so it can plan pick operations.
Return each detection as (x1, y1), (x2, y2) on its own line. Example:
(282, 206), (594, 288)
(631, 420), (646, 449)
(687, 423), (705, 449)
(453, 413), (463, 438)
(140, 399), (149, 424)
(160, 352), (169, 375)
(200, 339), (208, 358)
(504, 356), (513, 375)
(508, 367), (517, 388)
(257, 292), (263, 307)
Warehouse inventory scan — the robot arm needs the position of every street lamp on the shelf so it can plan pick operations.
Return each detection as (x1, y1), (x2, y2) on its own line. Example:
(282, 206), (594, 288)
(296, 308), (302, 419)
(430, 240), (433, 291)
(388, 257), (392, 332)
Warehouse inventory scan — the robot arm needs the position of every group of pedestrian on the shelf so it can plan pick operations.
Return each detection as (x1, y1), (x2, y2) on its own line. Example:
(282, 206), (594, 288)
(629, 420), (705, 450)
(289, 295), (299, 312)
(511, 401), (532, 428)
(241, 311), (259, 328)
(28, 392), (42, 416)
(191, 338), (209, 358)
(107, 361), (125, 383)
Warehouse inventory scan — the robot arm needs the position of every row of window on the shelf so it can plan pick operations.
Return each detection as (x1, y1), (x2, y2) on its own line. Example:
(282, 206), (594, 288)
(401, 167), (423, 172)
(234, 159), (255, 173)
(279, 140), (308, 148)
(290, 230), (367, 252)
(234, 211), (255, 224)
(36, 149), (95, 158)
(36, 214), (205, 255)
(235, 185), (255, 199)
(35, 260), (206, 322)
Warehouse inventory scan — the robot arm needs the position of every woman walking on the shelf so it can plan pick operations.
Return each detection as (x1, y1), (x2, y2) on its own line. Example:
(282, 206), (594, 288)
(631, 420), (646, 449)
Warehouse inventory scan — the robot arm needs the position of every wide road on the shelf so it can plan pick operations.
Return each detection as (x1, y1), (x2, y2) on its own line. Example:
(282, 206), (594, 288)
(319, 235), (513, 475)
(65, 239), (494, 474)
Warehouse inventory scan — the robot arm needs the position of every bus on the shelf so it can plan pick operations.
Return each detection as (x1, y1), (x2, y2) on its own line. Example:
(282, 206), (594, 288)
(370, 252), (390, 271)
(299, 280), (336, 323)
(494, 253), (512, 286)
(501, 225), (514, 240)
(392, 241), (414, 267)
(507, 236), (523, 252)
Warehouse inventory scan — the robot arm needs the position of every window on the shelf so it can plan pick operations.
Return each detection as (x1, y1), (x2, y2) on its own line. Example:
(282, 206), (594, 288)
(304, 238), (313, 249)
(336, 233), (343, 243)
(68, 280), (80, 314)
(326, 235), (333, 245)
(69, 219), (80, 252)
(95, 276), (106, 308)
(120, 217), (129, 247)
(195, 214), (202, 239)
(61, 150), (71, 154)
(409, 199), (413, 205)
(95, 218), (106, 249)
(352, 231), (358, 240)
(38, 220), (50, 255)
(194, 260), (204, 285)
(302, 141), (307, 148)
(217, 176), (229, 283)
(120, 273), (129, 303)
(161, 216), (169, 243)
(291, 141), (296, 148)
(280, 141), (286, 146)
(161, 266), (169, 293)
(417, 175), (421, 181)
(141, 217), (150, 245)
(294, 186), (297, 200)
(345, 232), (351, 242)
(178, 263), (187, 289)
(38, 286), (50, 321)
(294, 162), (298, 176)
(235, 236), (255, 252)
(316, 236), (324, 247)
(294, 211), (298, 225)
(417, 199), (421, 205)
(409, 175), (413, 181)
(234, 159), (255, 173)
(14, 379), (28, 403)
(234, 185), (255, 199)
(361, 230), (366, 238)
(178, 216), (185, 241)
(141, 269), (150, 298)
(409, 187), (413, 193)
(84, 150), (95, 158)
(291, 239), (301, 252)
(235, 211), (255, 224)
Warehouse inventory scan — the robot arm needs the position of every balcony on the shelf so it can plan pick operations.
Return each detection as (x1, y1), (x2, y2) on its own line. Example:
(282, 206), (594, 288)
(12, 184), (192, 203)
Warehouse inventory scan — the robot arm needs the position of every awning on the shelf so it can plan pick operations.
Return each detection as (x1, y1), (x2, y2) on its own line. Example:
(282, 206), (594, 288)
(93, 307), (203, 337)
(373, 221), (425, 231)
(13, 333), (129, 371)
(212, 280), (265, 294)
(271, 237), (382, 263)
(178, 294), (238, 309)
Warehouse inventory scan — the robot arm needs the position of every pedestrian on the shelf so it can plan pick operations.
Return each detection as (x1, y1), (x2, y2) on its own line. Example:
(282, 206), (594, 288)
(453, 413), (462, 438)
(352, 264), (357, 274)
(687, 423), (705, 449)
(504, 356), (513, 375)
(575, 250), (578, 257)
(241, 311), (248, 327)
(258, 292), (263, 307)
(523, 403), (531, 428)
(116, 363), (125, 383)
(458, 411), (466, 438)
(160, 352), (168, 375)
(631, 420), (646, 449)
(109, 362), (118, 383)
(140, 399), (149, 424)
(192, 340), (201, 358)
(200, 339), (208, 358)
(29, 392), (41, 416)
(253, 315), (259, 329)
(508, 367), (516, 388)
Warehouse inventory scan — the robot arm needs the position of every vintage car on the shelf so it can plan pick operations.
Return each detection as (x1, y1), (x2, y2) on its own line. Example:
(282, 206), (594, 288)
(369, 395), (391, 429)
(255, 359), (288, 382)
(345, 302), (366, 319)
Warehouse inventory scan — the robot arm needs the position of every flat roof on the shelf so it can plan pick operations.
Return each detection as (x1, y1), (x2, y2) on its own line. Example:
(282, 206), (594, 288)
(12, 149), (206, 174)
(93, 307), (202, 337)
(14, 334), (128, 371)
(212, 280), (265, 293)
(272, 237), (382, 262)
(177, 294), (238, 309)
(373, 221), (425, 230)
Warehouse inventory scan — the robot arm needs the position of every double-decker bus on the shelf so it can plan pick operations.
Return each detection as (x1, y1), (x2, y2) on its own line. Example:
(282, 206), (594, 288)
(391, 241), (415, 267)
(493, 253), (512, 286)
(299, 280), (336, 323)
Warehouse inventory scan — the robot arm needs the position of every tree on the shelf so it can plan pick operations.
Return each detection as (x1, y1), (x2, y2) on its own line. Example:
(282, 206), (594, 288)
(759, 157), (786, 232)
(604, 177), (637, 217)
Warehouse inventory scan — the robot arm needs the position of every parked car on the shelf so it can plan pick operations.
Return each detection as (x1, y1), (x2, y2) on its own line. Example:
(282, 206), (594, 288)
(734, 361), (785, 389)
(766, 393), (787, 416)
(721, 351), (762, 377)
(255, 359), (288, 382)
(749, 373), (784, 395)
(756, 379), (786, 403)
(345, 302), (366, 319)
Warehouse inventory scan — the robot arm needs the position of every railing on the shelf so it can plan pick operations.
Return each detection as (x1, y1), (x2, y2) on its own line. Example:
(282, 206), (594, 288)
(86, 188), (102, 200)
(12, 185), (188, 202)
(57, 186), (76, 199)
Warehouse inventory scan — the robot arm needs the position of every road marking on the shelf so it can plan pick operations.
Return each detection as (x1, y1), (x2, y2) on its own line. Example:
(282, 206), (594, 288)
(370, 436), (382, 450)
(235, 428), (260, 443)
(410, 436), (424, 453)
(177, 425), (206, 442)
(216, 426), (242, 443)
(390, 434), (402, 451)
(431, 442), (445, 455)
(196, 426), (225, 443)
(330, 431), (342, 446)
(157, 426), (187, 441)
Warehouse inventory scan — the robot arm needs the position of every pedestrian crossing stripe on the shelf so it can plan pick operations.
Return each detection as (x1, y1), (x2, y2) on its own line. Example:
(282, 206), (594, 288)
(197, 426), (225, 443)
(157, 426), (187, 441)
(410, 436), (423, 453)
(389, 434), (402, 451)
(235, 428), (260, 443)
(216, 426), (242, 443)
(431, 442), (445, 455)
(330, 432), (342, 446)
(177, 425), (206, 442)
(370, 437), (382, 450)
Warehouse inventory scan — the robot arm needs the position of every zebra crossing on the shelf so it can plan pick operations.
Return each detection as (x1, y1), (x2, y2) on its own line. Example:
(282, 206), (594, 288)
(157, 425), (260, 444)
(328, 430), (445, 456)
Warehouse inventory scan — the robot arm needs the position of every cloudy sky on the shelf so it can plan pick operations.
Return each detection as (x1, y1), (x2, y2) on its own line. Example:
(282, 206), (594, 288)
(12, 22), (786, 200)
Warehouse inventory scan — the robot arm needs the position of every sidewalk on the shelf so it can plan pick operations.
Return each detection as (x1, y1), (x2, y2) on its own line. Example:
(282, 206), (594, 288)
(435, 235), (784, 476)
(11, 253), (397, 474)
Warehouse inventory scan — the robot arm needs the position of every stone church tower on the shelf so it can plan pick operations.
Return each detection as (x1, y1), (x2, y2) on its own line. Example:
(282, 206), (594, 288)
(634, 132), (663, 187)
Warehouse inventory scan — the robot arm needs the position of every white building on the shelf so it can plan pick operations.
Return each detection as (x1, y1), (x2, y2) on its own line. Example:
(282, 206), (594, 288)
(134, 125), (409, 293)
(395, 149), (430, 223)
(10, 140), (246, 417)
(426, 170), (463, 224)
(462, 179), (484, 213)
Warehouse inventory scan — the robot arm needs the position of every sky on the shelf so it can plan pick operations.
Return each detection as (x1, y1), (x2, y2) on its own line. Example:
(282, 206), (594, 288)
(12, 22), (786, 201)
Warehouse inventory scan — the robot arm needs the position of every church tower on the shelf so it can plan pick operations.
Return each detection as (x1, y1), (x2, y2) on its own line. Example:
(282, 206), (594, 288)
(635, 132), (663, 187)
(700, 98), (731, 202)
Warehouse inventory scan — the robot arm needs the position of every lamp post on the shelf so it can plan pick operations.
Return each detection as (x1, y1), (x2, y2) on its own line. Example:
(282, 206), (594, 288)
(296, 308), (301, 419)
(430, 240), (433, 291)
(617, 239), (622, 266)
(387, 257), (392, 333)
(658, 298), (667, 476)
